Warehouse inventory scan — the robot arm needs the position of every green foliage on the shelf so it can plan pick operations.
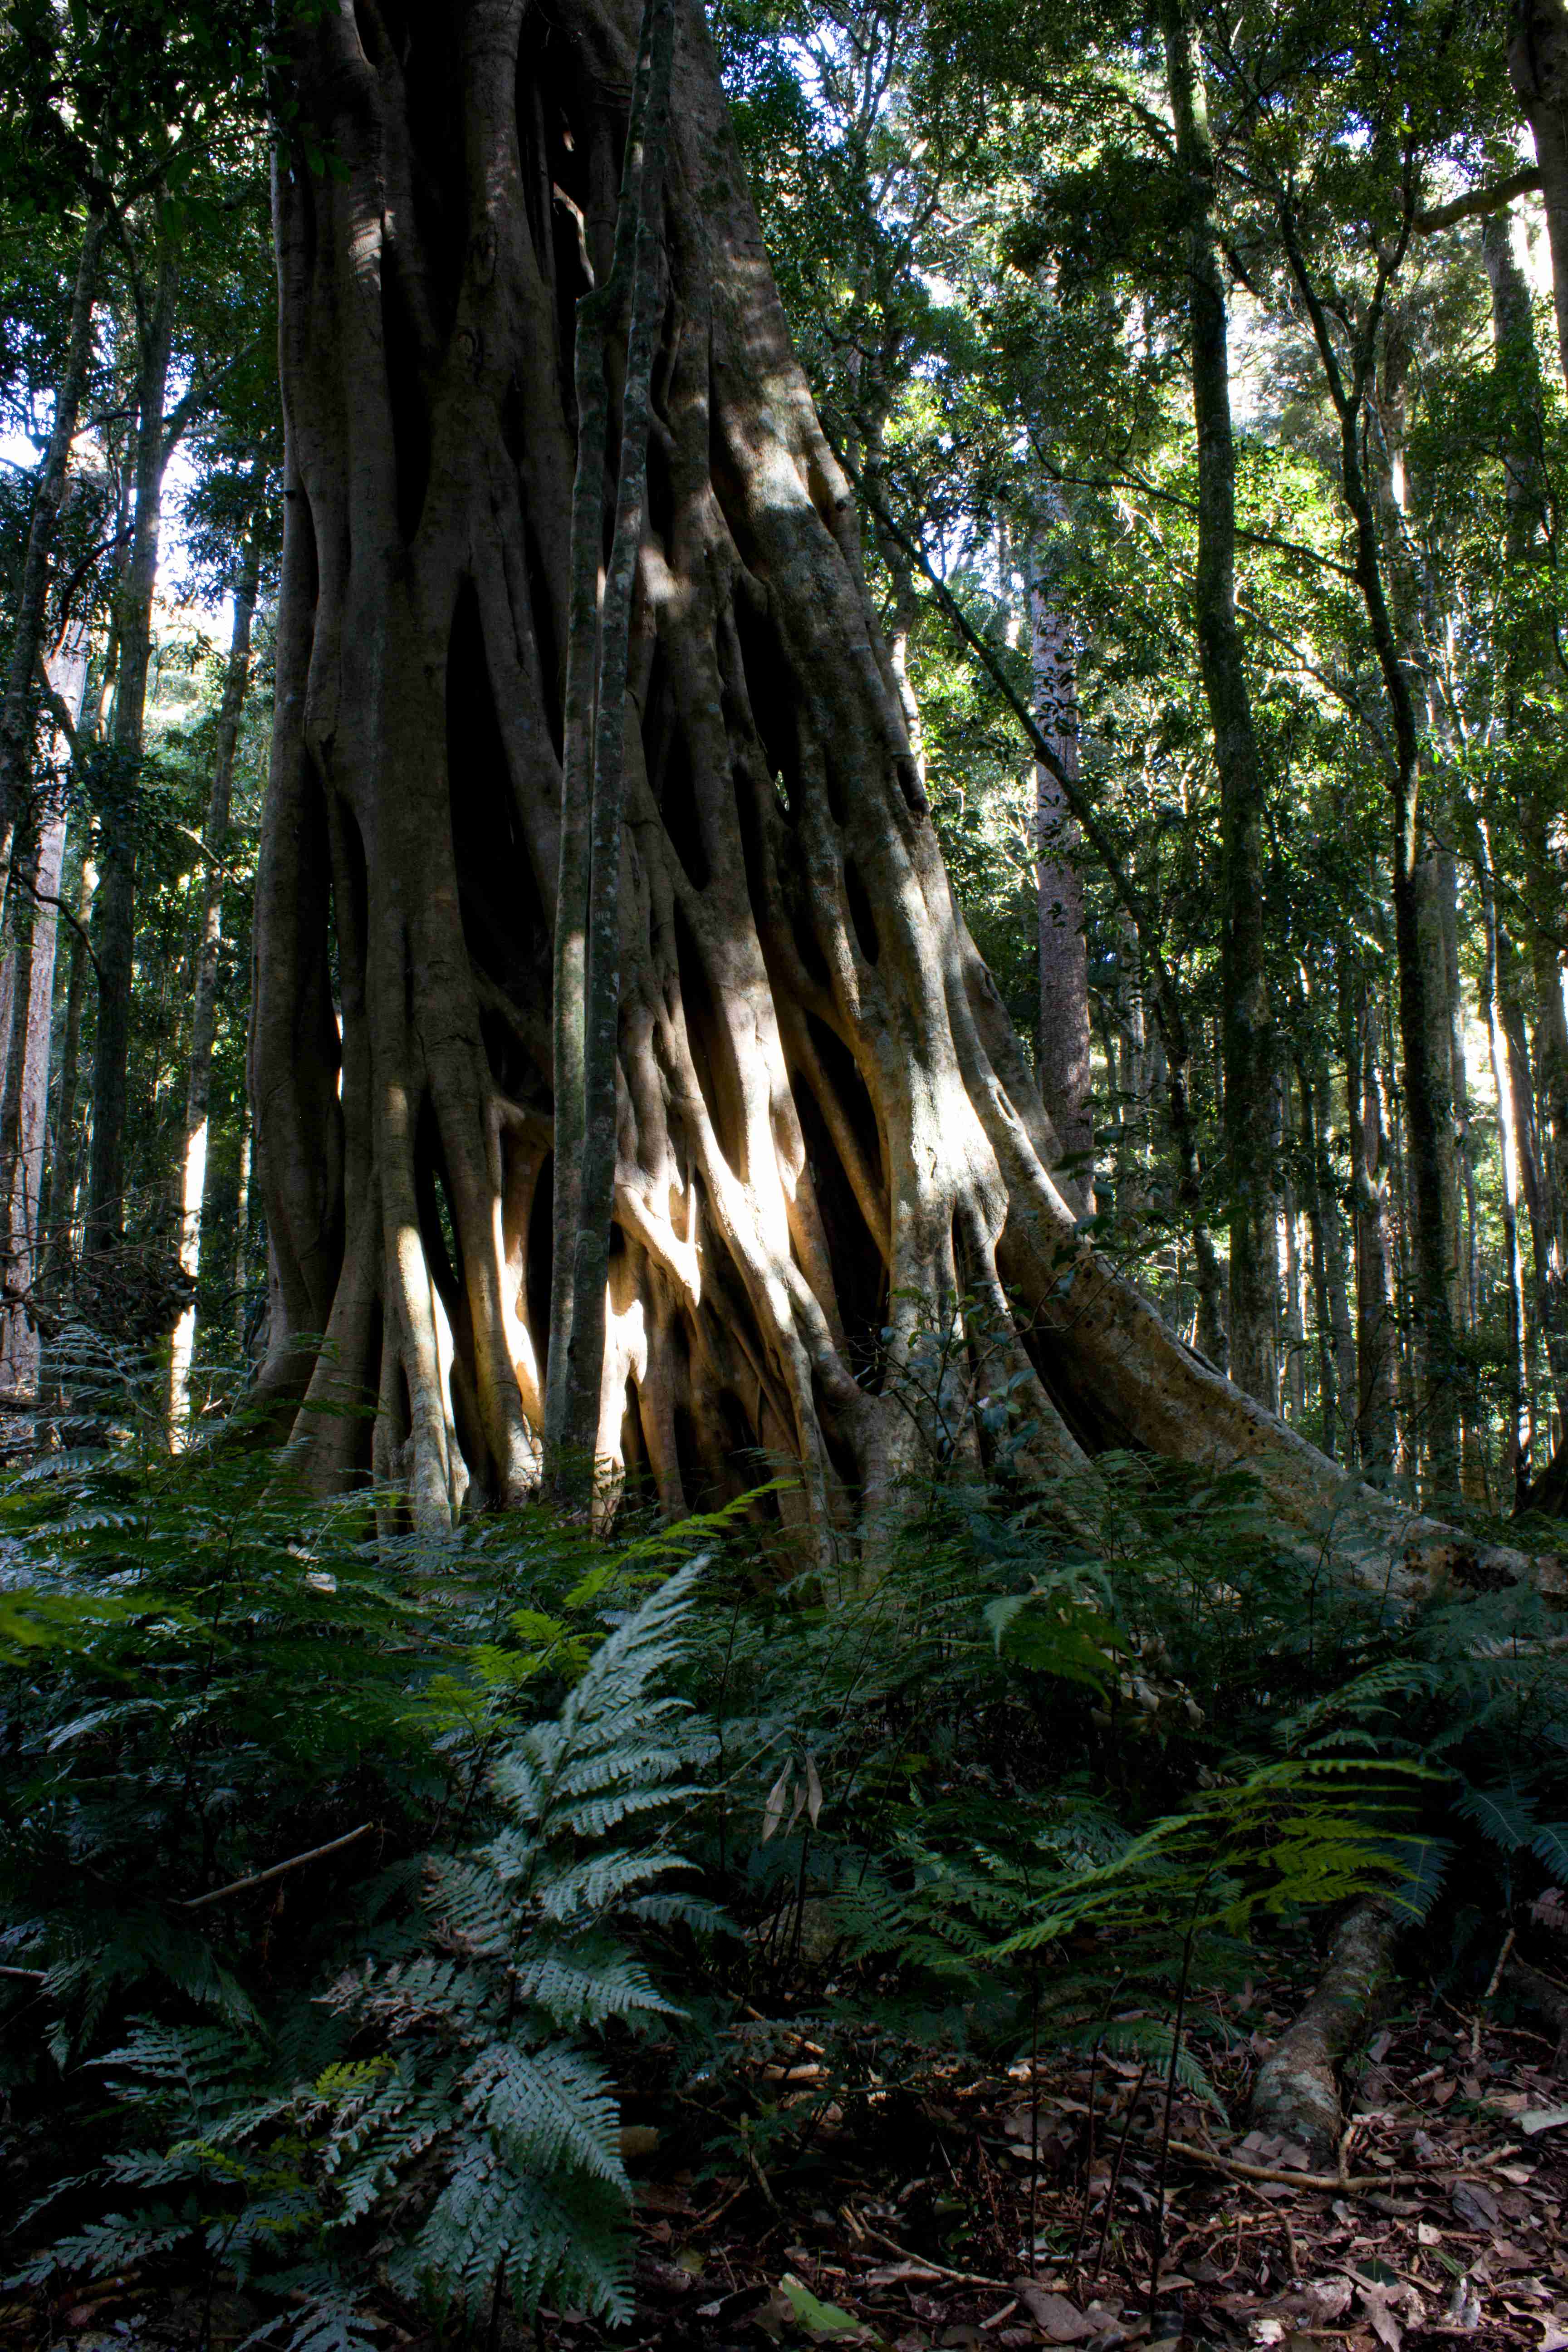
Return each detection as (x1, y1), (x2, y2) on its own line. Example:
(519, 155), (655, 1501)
(0, 1411), (728, 2337)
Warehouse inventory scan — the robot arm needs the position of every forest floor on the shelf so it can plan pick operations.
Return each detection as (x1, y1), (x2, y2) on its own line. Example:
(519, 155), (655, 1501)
(583, 1980), (1568, 2352)
(13, 1974), (1568, 2352)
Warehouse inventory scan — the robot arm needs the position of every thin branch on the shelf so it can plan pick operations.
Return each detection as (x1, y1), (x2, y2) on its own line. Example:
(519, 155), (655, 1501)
(179, 1820), (377, 1911)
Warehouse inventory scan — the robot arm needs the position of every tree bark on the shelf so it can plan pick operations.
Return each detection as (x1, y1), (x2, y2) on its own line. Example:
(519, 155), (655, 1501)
(1477, 821), (1533, 1503)
(168, 504), (265, 1436)
(1248, 1898), (1401, 2170)
(546, 0), (676, 1486)
(1511, 0), (1568, 399)
(0, 207), (105, 887)
(0, 617), (88, 1394)
(87, 227), (180, 1254)
(1343, 965), (1399, 1481)
(1162, 0), (1277, 1408)
(249, 0), (1562, 1598)
(1029, 546), (1093, 1220)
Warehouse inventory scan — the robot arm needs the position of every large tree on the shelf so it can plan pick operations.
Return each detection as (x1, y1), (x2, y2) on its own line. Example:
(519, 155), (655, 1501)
(252, 0), (1547, 1583)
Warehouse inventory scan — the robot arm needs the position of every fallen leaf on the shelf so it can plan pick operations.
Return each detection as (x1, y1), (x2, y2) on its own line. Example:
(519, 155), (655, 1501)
(1520, 2108), (1568, 2136)
(1356, 2283), (1403, 2351)
(1452, 2180), (1501, 2228)
(1012, 2284), (1098, 2342)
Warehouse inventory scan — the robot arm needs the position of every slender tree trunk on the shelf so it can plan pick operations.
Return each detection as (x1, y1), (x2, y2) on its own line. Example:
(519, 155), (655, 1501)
(1162, 0), (1277, 1406)
(1029, 540), (1093, 1219)
(1344, 967), (1399, 1481)
(1478, 819), (1532, 1503)
(0, 617), (88, 1394)
(1482, 198), (1568, 1444)
(1296, 1063), (1338, 1451)
(0, 207), (105, 884)
(246, 0), (1551, 1594)
(87, 229), (181, 1257)
(168, 509), (264, 1435)
(1273, 199), (1460, 1496)
(233, 1111), (251, 1315)
(1511, 0), (1568, 399)
(43, 848), (97, 1272)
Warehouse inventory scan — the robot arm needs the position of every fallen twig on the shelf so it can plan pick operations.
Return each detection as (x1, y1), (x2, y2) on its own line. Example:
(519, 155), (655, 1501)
(178, 1821), (377, 1911)
(860, 2227), (1018, 2293)
(1160, 2134), (1522, 2193)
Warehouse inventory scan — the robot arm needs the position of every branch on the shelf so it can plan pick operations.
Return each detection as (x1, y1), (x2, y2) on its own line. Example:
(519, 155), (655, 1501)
(1416, 167), (1541, 235)
(178, 1821), (377, 1911)
(1035, 439), (1359, 582)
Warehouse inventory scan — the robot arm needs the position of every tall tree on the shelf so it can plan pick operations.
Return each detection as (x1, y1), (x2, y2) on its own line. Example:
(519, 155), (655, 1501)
(167, 482), (265, 1434)
(85, 224), (181, 1254)
(1161, 0), (1277, 1406)
(245, 0), (1523, 1590)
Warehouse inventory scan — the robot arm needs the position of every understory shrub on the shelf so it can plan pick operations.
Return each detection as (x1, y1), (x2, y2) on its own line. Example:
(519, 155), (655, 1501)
(3, 1353), (1565, 2340)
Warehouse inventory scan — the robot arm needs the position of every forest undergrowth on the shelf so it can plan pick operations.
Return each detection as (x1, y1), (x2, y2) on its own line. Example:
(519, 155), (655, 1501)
(2, 1335), (1568, 2352)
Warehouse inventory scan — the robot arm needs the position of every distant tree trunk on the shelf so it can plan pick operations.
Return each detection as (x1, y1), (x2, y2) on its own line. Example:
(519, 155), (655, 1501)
(1482, 199), (1568, 1448)
(1478, 818), (1532, 1503)
(1029, 564), (1093, 1217)
(42, 848), (97, 1274)
(1344, 969), (1399, 1481)
(0, 619), (88, 1393)
(233, 1110), (251, 1314)
(1162, 0), (1277, 1407)
(86, 229), (180, 1256)
(1295, 1060), (1339, 1453)
(168, 511), (264, 1435)
(249, 0), (1544, 1589)
(0, 207), (105, 885)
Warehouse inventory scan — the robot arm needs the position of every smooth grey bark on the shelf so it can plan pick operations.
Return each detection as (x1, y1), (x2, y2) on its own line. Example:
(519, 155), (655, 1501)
(1029, 565), (1093, 1220)
(86, 229), (181, 1253)
(168, 509), (265, 1432)
(1482, 201), (1568, 1449)
(0, 620), (88, 1394)
(1162, 0), (1278, 1409)
(0, 208), (105, 884)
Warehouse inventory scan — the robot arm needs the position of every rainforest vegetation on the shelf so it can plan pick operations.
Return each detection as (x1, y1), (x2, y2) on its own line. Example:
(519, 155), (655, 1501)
(4, 0), (1568, 2345)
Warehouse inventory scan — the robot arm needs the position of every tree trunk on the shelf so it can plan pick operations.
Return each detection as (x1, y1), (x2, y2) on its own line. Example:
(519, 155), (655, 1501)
(1482, 197), (1568, 1450)
(1477, 818), (1532, 1504)
(168, 510), (264, 1435)
(1511, 0), (1568, 399)
(1344, 968), (1399, 1482)
(1162, 0), (1277, 1407)
(0, 617), (88, 1394)
(0, 208), (105, 884)
(42, 847), (97, 1275)
(86, 228), (180, 1256)
(1029, 549), (1093, 1219)
(250, 0), (1559, 1596)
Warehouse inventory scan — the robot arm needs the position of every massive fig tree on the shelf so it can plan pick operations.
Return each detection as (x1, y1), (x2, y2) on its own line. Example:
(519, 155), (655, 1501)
(253, 0), (1545, 1582)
